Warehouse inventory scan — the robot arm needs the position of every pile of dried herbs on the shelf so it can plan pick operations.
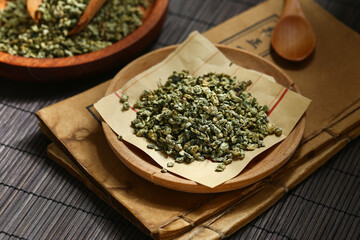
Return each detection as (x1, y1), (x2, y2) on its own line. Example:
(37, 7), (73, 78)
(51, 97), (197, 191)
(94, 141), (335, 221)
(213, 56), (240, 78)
(127, 71), (282, 172)
(0, 0), (147, 58)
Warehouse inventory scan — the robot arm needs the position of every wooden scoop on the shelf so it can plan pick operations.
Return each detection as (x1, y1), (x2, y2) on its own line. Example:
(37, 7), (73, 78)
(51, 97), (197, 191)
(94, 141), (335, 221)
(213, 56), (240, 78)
(68, 0), (107, 35)
(0, 0), (7, 9)
(26, 0), (42, 24)
(26, 0), (107, 35)
(271, 0), (316, 61)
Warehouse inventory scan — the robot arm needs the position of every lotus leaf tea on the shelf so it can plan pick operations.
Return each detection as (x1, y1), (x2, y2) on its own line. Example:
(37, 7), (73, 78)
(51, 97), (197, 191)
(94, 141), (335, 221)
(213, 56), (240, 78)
(128, 71), (282, 172)
(0, 0), (148, 58)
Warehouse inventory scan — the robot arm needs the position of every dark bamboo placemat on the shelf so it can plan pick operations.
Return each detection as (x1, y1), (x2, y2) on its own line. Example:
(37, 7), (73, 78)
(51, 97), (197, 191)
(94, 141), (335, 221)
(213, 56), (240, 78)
(1, 0), (359, 239)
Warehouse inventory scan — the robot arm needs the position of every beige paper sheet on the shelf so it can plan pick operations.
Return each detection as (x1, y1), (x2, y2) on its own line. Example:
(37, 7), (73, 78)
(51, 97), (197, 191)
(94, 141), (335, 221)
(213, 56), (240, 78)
(94, 32), (310, 188)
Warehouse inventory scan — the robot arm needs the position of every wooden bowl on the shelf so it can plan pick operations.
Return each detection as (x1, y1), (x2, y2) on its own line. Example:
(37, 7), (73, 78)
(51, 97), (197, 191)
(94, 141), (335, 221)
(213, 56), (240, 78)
(102, 45), (306, 193)
(0, 0), (168, 82)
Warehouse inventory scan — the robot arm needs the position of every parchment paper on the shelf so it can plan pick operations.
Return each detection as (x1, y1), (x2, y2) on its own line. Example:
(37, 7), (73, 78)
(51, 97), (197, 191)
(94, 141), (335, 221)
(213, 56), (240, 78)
(94, 32), (310, 188)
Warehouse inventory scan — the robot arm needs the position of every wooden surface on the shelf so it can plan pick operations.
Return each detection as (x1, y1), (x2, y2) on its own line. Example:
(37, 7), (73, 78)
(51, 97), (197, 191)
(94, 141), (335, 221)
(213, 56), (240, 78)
(0, 0), (168, 82)
(0, 0), (359, 239)
(102, 45), (306, 193)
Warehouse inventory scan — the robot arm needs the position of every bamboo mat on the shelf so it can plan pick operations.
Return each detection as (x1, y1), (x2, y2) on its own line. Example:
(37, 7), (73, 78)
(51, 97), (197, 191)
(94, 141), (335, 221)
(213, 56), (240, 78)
(1, 0), (359, 239)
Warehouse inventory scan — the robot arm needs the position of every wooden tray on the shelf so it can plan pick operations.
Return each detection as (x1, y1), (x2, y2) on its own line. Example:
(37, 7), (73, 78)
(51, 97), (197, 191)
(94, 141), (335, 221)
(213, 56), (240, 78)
(0, 0), (168, 82)
(102, 45), (306, 193)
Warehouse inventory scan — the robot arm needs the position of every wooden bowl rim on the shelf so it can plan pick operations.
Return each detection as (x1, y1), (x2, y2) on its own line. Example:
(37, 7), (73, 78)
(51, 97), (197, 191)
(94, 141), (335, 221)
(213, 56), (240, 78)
(102, 45), (306, 193)
(0, 0), (168, 68)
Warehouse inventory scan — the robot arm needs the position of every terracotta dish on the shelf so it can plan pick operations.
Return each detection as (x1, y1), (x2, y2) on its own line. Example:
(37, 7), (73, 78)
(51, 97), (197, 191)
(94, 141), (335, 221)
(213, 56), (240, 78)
(102, 45), (306, 193)
(0, 0), (168, 82)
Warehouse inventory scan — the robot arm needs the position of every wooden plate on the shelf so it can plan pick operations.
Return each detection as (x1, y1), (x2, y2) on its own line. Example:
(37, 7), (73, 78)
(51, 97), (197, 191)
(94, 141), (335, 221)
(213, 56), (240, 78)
(102, 45), (306, 193)
(0, 0), (168, 82)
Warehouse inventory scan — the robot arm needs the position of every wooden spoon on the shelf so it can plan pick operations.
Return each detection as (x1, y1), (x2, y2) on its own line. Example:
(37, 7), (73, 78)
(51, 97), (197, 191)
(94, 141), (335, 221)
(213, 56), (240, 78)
(67, 0), (107, 35)
(271, 0), (316, 61)
(0, 0), (7, 9)
(26, 0), (43, 24)
(26, 0), (107, 35)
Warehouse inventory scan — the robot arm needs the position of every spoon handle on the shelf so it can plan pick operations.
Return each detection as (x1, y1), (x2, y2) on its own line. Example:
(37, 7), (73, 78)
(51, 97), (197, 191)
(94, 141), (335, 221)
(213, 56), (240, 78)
(282, 0), (305, 18)
(26, 0), (43, 24)
(0, 0), (7, 9)
(68, 0), (108, 36)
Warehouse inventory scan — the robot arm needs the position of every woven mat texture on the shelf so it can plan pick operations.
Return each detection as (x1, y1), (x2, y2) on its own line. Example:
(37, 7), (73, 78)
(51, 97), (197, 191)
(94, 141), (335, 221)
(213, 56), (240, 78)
(1, 0), (359, 239)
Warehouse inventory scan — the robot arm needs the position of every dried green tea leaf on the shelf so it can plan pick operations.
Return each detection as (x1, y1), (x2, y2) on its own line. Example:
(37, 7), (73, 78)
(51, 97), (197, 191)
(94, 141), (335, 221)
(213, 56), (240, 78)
(130, 70), (282, 171)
